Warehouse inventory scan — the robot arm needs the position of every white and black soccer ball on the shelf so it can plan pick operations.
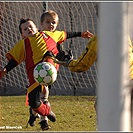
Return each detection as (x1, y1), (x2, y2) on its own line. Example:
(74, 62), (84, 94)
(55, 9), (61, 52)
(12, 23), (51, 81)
(33, 62), (57, 86)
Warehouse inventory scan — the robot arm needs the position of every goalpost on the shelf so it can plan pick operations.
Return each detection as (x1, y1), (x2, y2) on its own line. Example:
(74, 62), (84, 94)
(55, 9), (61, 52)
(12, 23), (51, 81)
(98, 2), (131, 131)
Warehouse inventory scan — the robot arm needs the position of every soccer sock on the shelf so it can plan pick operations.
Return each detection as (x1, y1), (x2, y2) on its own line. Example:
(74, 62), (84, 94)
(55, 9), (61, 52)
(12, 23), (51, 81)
(31, 108), (40, 118)
(33, 103), (50, 116)
(32, 108), (37, 116)
(40, 115), (48, 122)
(41, 86), (49, 102)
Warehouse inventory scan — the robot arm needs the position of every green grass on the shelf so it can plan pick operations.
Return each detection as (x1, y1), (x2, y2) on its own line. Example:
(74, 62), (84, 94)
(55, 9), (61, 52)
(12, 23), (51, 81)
(0, 95), (96, 132)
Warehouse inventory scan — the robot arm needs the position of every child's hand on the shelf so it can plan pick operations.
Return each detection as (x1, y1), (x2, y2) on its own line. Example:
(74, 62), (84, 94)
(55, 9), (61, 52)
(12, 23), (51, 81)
(81, 31), (94, 38)
(0, 68), (7, 79)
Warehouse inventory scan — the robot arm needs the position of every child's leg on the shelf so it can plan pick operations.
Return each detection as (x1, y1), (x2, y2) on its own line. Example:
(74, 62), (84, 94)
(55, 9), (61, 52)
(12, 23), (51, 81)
(68, 35), (97, 72)
(40, 86), (49, 123)
(28, 85), (56, 122)
(28, 85), (50, 115)
(40, 86), (50, 127)
(41, 86), (49, 102)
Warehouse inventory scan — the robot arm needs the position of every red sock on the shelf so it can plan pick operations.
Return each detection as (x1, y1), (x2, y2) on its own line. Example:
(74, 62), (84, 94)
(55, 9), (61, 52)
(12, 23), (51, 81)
(33, 103), (50, 116)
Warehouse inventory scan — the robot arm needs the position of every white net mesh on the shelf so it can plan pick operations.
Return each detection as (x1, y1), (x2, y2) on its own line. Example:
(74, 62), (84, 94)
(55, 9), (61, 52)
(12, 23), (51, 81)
(0, 2), (98, 96)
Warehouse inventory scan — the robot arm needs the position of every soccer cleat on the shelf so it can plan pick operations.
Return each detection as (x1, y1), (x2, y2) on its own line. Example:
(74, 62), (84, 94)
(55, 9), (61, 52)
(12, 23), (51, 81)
(43, 101), (56, 122)
(39, 120), (51, 130)
(27, 107), (39, 127)
(47, 110), (56, 122)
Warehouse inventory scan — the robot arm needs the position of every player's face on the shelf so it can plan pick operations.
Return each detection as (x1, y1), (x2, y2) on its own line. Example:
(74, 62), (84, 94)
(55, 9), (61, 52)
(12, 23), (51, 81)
(21, 21), (38, 38)
(41, 15), (58, 32)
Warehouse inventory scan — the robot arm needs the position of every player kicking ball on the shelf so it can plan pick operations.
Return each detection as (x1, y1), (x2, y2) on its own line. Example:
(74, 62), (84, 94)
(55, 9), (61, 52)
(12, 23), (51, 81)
(54, 35), (97, 73)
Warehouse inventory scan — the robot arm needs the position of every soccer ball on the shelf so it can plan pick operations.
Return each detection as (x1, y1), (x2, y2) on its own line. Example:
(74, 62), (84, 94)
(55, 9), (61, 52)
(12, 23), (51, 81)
(33, 62), (57, 86)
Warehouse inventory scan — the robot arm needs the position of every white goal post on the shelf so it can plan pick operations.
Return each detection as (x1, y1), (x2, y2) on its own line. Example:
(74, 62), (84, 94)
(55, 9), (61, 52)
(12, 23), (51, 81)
(98, 2), (131, 131)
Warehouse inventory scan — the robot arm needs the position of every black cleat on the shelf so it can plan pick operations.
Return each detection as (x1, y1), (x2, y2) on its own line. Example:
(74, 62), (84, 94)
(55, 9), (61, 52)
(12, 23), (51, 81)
(27, 107), (39, 127)
(39, 120), (51, 130)
(47, 110), (56, 122)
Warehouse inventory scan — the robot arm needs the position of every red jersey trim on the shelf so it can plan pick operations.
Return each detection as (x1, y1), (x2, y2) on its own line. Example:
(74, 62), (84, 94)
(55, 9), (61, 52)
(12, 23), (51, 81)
(24, 38), (36, 86)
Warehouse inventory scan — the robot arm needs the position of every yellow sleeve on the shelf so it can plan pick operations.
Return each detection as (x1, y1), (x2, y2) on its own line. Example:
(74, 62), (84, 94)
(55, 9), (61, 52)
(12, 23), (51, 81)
(6, 40), (25, 64)
(68, 35), (97, 72)
(128, 36), (133, 79)
(44, 30), (66, 44)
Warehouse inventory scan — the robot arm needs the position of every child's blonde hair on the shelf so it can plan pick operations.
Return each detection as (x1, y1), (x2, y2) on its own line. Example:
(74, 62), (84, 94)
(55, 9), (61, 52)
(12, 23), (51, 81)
(40, 10), (59, 23)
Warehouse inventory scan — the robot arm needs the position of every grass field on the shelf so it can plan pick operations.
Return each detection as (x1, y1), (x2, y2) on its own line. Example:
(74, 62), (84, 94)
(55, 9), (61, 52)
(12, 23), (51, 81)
(0, 95), (96, 132)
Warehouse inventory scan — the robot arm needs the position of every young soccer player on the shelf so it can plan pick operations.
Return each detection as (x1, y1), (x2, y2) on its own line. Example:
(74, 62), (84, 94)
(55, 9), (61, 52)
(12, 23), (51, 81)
(0, 18), (61, 126)
(26, 10), (94, 130)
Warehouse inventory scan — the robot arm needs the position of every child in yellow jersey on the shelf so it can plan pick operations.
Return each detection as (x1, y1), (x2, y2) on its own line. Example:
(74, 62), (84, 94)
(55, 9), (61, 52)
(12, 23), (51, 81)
(0, 18), (59, 125)
(25, 10), (60, 129)
(26, 10), (59, 130)
(25, 10), (59, 130)
(25, 10), (94, 130)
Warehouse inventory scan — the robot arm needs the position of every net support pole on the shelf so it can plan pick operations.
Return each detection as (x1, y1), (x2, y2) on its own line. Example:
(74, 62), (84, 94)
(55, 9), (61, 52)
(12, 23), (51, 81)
(98, 2), (131, 131)
(43, 1), (48, 12)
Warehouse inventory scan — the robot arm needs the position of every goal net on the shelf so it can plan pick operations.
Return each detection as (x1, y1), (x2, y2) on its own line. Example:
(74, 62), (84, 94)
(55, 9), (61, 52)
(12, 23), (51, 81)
(0, 2), (98, 96)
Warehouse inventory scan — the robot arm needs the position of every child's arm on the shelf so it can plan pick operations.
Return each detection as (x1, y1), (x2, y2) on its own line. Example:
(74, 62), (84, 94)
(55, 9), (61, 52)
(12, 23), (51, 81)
(81, 31), (94, 38)
(0, 59), (18, 79)
(66, 31), (93, 39)
(0, 68), (7, 79)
